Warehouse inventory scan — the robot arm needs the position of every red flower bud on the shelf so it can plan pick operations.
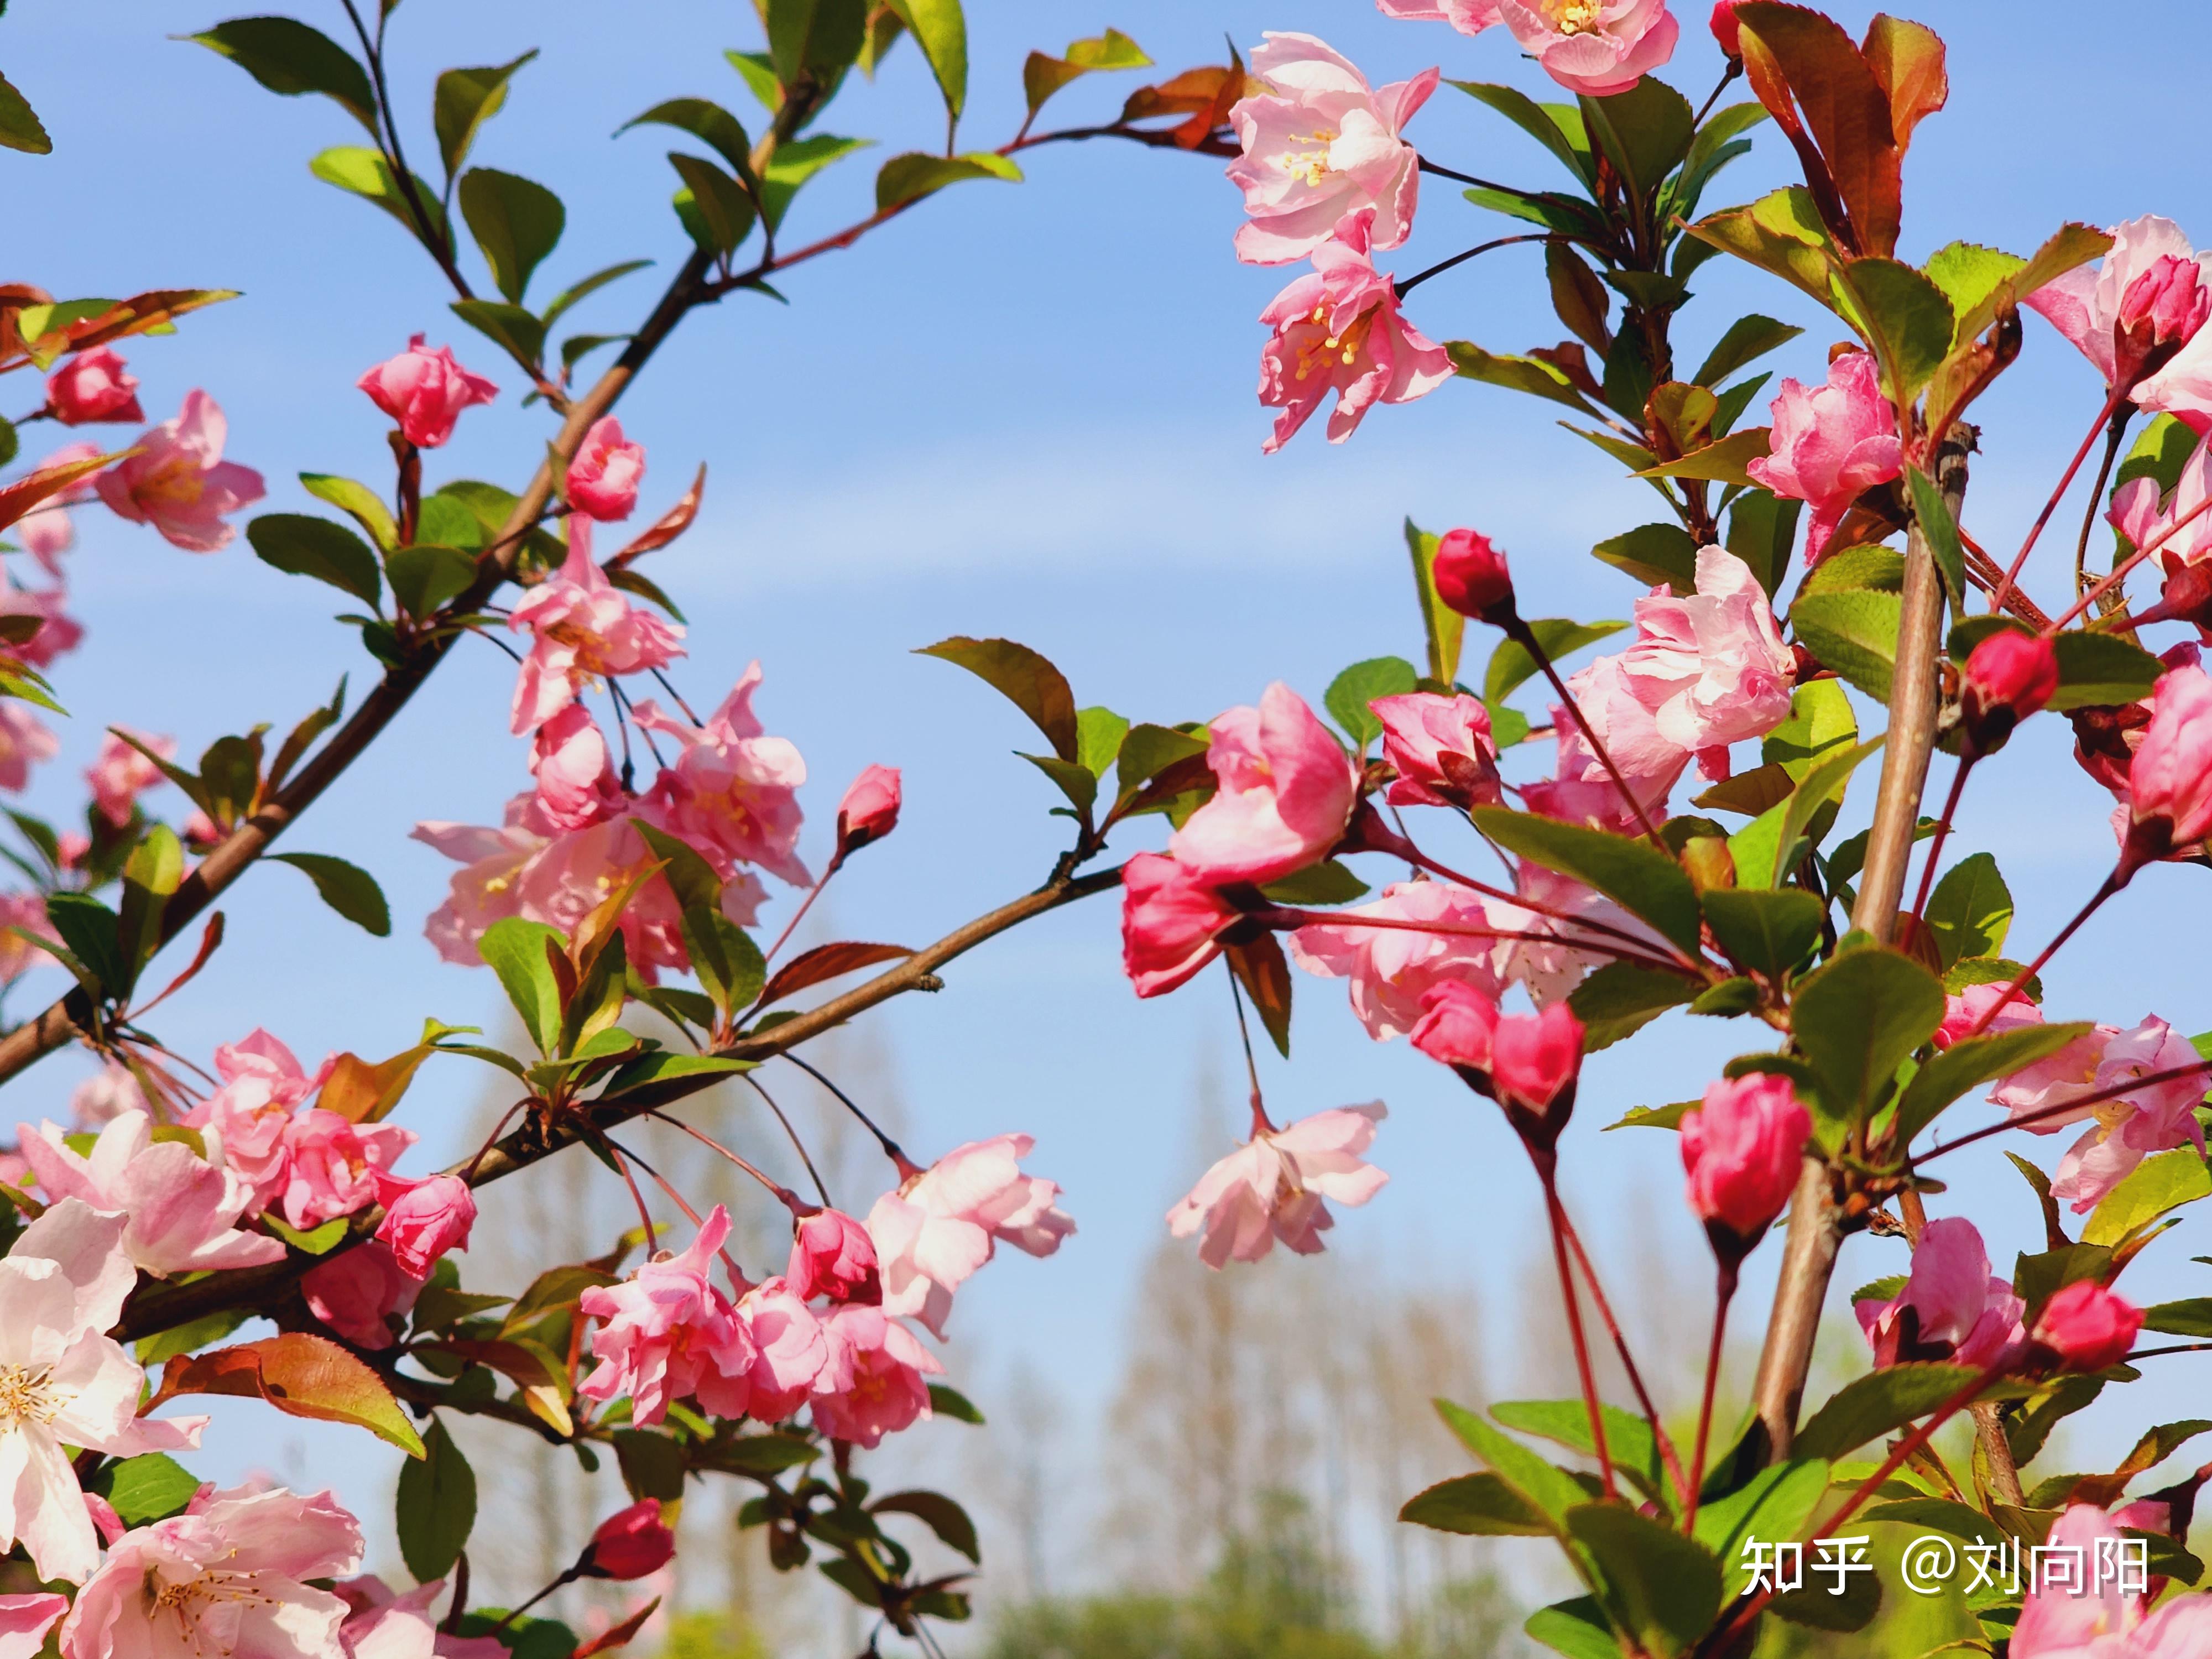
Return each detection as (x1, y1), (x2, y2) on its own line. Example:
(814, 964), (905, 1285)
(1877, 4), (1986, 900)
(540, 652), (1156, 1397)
(583, 1500), (676, 1579)
(2116, 254), (2212, 389)
(45, 347), (143, 426)
(787, 1206), (881, 1304)
(1431, 529), (1516, 625)
(1959, 630), (2059, 755)
(1709, 0), (1744, 61)
(1490, 1003), (1583, 1119)
(1680, 1074), (1810, 1255)
(2031, 1280), (2143, 1374)
(1409, 980), (1500, 1071)
(835, 764), (901, 857)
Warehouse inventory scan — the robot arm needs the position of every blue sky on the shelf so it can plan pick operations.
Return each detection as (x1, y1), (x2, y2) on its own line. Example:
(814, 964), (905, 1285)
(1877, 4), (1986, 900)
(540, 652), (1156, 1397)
(6, 0), (2212, 1590)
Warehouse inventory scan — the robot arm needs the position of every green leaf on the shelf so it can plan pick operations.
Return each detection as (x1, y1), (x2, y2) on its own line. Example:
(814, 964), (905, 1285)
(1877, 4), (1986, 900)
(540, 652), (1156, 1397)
(136, 1308), (251, 1367)
(449, 299), (546, 368)
(1906, 463), (1966, 605)
(1592, 522), (1699, 591)
(262, 1212), (349, 1254)
(2048, 632), (2163, 713)
(2012, 1240), (2114, 1321)
(0, 70), (51, 154)
(883, 0), (967, 119)
(1074, 706), (1129, 779)
(384, 544), (478, 620)
(1891, 1022), (2095, 1148)
(1404, 518), (1467, 686)
(1804, 545), (1906, 597)
(117, 823), (184, 989)
(1726, 487), (1803, 598)
(2143, 1298), (2212, 1338)
(916, 636), (1078, 761)
(1608, 1100), (1694, 1130)
(1695, 1458), (1830, 1596)
(1765, 680), (1859, 780)
(1702, 888), (1822, 980)
(874, 149), (1019, 211)
(309, 147), (447, 247)
(397, 1418), (477, 1580)
(187, 18), (376, 133)
(1259, 861), (1370, 906)
(766, 0), (868, 86)
(1569, 962), (1698, 1050)
(1324, 656), (1418, 749)
(299, 473), (397, 552)
(1834, 256), (1954, 404)
(611, 1428), (686, 1504)
(1792, 588), (1902, 703)
(1566, 1505), (1721, 1659)
(1578, 77), (1694, 203)
(89, 1453), (201, 1526)
(618, 98), (753, 180)
(44, 893), (124, 998)
(928, 1383), (984, 1423)
(1447, 341), (1603, 415)
(1483, 618), (1627, 703)
(1634, 427), (1770, 486)
(1473, 807), (1699, 956)
(433, 51), (537, 181)
(1022, 29), (1150, 116)
(478, 917), (566, 1055)
(598, 1051), (757, 1099)
(1754, 735), (1883, 889)
(2083, 1147), (2212, 1248)
(759, 133), (871, 228)
(1694, 314), (1804, 387)
(678, 907), (766, 1016)
(1525, 1598), (1616, 1659)
(156, 1332), (424, 1456)
(1433, 1399), (1587, 1536)
(540, 259), (652, 334)
(1923, 852), (2011, 968)
(872, 1489), (980, 1563)
(458, 168), (565, 307)
(1493, 1399), (1665, 1504)
(247, 514), (382, 609)
(269, 853), (390, 937)
(1113, 723), (1208, 806)
(1790, 946), (1943, 1135)
(667, 153), (757, 257)
(1399, 1472), (1550, 1536)
(1924, 241), (2026, 342)
(1794, 1361), (1982, 1460)
(1447, 81), (1593, 186)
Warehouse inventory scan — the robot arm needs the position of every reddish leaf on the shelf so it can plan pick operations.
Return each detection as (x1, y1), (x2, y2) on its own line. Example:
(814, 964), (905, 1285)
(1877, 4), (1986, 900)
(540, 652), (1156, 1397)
(439, 1336), (573, 1436)
(1225, 934), (1293, 1059)
(571, 1598), (660, 1659)
(611, 464), (705, 565)
(757, 941), (914, 1010)
(916, 635), (1080, 761)
(62, 289), (239, 354)
(156, 1333), (425, 1456)
(1735, 3), (1901, 258)
(1119, 55), (1250, 148)
(1861, 15), (1947, 153)
(317, 1043), (432, 1124)
(0, 448), (127, 533)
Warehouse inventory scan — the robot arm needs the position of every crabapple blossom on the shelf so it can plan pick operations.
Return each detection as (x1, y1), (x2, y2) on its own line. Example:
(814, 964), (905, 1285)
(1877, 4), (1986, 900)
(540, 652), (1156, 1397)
(1119, 852), (1239, 997)
(93, 390), (265, 552)
(372, 1172), (477, 1277)
(2010, 1505), (2212, 1657)
(1709, 0), (1744, 58)
(579, 1205), (750, 1423)
(1374, 0), (1503, 33)
(1679, 1073), (1811, 1248)
(867, 1134), (1073, 1337)
(187, 1027), (330, 1212)
(1993, 1015), (2206, 1211)
(1744, 351), (1902, 564)
(0, 559), (82, 673)
(631, 665), (807, 885)
(1291, 879), (1510, 1039)
(787, 1207), (881, 1304)
(1960, 629), (2060, 754)
(1937, 982), (2040, 1048)
(1257, 207), (1452, 451)
(0, 894), (54, 985)
(45, 348), (142, 425)
(2108, 432), (2212, 575)
(0, 1598), (65, 1659)
(2025, 217), (2212, 406)
(1430, 527), (1516, 623)
(1488, 1001), (1584, 1119)
(1371, 692), (1500, 808)
(356, 335), (497, 448)
(1170, 682), (1358, 885)
(1227, 34), (1437, 264)
(508, 518), (686, 733)
(276, 1109), (416, 1230)
(85, 728), (169, 827)
(2121, 664), (2212, 872)
(528, 703), (625, 832)
(335, 1578), (504, 1659)
(59, 1484), (362, 1659)
(1542, 652), (1688, 822)
(1495, 0), (1679, 97)
(2033, 1280), (2144, 1373)
(809, 1303), (942, 1448)
(18, 1109), (285, 1276)
(301, 1240), (422, 1350)
(0, 701), (56, 791)
(1615, 545), (1794, 779)
(1856, 1217), (2027, 1371)
(583, 1501), (677, 1579)
(1408, 978), (1499, 1069)
(1167, 1103), (1386, 1267)
(834, 763), (901, 855)
(728, 1275), (830, 1424)
(566, 416), (646, 519)
(67, 1062), (146, 1127)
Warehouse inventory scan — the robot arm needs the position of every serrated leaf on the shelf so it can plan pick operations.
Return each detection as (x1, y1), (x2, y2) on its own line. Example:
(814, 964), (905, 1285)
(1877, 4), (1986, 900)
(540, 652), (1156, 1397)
(619, 98), (754, 179)
(1693, 314), (1803, 387)
(1792, 587), (1901, 702)
(1569, 962), (1698, 1050)
(309, 146), (448, 247)
(1923, 851), (2010, 969)
(0, 70), (51, 155)
(1022, 29), (1150, 116)
(1324, 656), (1418, 749)
(397, 1418), (476, 1579)
(1891, 1021), (2095, 1148)
(1794, 1361), (1982, 1460)
(2048, 632), (2163, 713)
(883, 0), (967, 119)
(1400, 1472), (1550, 1536)
(917, 635), (1078, 760)
(1483, 618), (1627, 704)
(2082, 1147), (2212, 1247)
(1592, 522), (1699, 591)
(157, 1333), (424, 1456)
(1791, 945), (1942, 1137)
(1702, 887), (1822, 980)
(874, 149), (1019, 211)
(1473, 806), (1700, 956)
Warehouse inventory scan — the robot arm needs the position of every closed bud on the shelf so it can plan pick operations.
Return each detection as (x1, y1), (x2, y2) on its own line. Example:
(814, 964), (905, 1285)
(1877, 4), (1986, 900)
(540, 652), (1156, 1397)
(582, 1500), (677, 1579)
(2116, 253), (2212, 389)
(1409, 980), (1500, 1072)
(1679, 835), (1736, 893)
(1680, 1074), (1810, 1260)
(1959, 630), (2058, 755)
(835, 764), (902, 858)
(1431, 529), (1516, 625)
(1709, 0), (1744, 62)
(1489, 1003), (1584, 1148)
(2031, 1279), (2142, 1373)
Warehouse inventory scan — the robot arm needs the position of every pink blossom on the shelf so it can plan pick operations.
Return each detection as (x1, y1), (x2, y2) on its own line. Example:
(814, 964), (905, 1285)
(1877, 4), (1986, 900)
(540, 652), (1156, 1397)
(2008, 1505), (2212, 1658)
(276, 1109), (416, 1230)
(579, 1206), (750, 1424)
(508, 519), (686, 733)
(46, 348), (143, 426)
(356, 335), (498, 448)
(630, 664), (807, 885)
(1709, 0), (1743, 58)
(1489, 1002), (1584, 1115)
(2033, 1280), (2143, 1373)
(2108, 432), (2212, 576)
(411, 802), (546, 965)
(1170, 682), (1358, 885)
(0, 557), (83, 670)
(1375, 0), (1503, 34)
(528, 704), (625, 832)
(868, 1134), (1073, 1337)
(787, 1208), (881, 1305)
(809, 1305), (941, 1448)
(0, 1597), (65, 1659)
(1258, 207), (1452, 451)
(86, 728), (170, 827)
(302, 1241), (421, 1350)
(584, 1500), (676, 1579)
(2027, 217), (2212, 404)
(2124, 664), (2212, 870)
(1290, 879), (1509, 1039)
(1372, 692), (1500, 808)
(1960, 629), (2060, 753)
(0, 1201), (207, 1584)
(566, 416), (646, 520)
(1228, 34), (1436, 265)
(69, 1062), (147, 1128)
(336, 1578), (504, 1659)
(372, 1172), (477, 1278)
(1744, 352), (1902, 564)
(1491, 862), (1663, 1003)
(19, 1109), (285, 1277)
(835, 764), (901, 856)
(1119, 852), (1238, 997)
(727, 1276), (829, 1424)
(93, 391), (265, 552)
(2000, 1016), (2209, 1212)
(0, 893), (55, 985)
(1856, 1216), (2027, 1372)
(1167, 1103), (1386, 1267)
(60, 1483), (362, 1659)
(187, 1028), (330, 1214)
(1935, 982), (2039, 1048)
(1615, 545), (1794, 778)
(1408, 979), (1499, 1070)
(1541, 652), (1688, 824)
(1495, 0), (1679, 97)
(1679, 1073), (1810, 1245)
(0, 702), (56, 792)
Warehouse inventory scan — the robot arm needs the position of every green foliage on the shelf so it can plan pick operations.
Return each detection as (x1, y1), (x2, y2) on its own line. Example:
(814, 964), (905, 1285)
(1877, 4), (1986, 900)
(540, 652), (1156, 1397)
(458, 166), (565, 305)
(247, 514), (383, 609)
(918, 635), (1078, 761)
(0, 69), (51, 154)
(1324, 656), (1417, 750)
(1472, 807), (1700, 956)
(2082, 1147), (2212, 1247)
(1922, 852), (2010, 967)
(270, 852), (391, 936)
(1794, 1361), (1981, 1460)
(434, 51), (536, 181)
(188, 18), (377, 133)
(397, 1418), (476, 1580)
(875, 149), (1020, 210)
(1790, 946), (1943, 1144)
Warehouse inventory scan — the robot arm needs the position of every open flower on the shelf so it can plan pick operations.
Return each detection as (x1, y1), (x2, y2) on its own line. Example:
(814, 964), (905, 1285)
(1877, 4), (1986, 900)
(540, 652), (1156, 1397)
(630, 664), (807, 886)
(808, 1305), (942, 1448)
(1168, 1103), (1386, 1267)
(1615, 545), (1794, 779)
(277, 1109), (416, 1230)
(46, 348), (142, 426)
(302, 1241), (421, 1350)
(1375, 0), (1503, 33)
(0, 702), (57, 792)
(1856, 1217), (2027, 1372)
(1228, 34), (1437, 264)
(528, 703), (626, 832)
(1496, 0), (1679, 97)
(566, 416), (646, 520)
(19, 1109), (285, 1276)
(1258, 207), (1452, 451)
(1996, 1015), (2207, 1212)
(1170, 682), (1358, 885)
(0, 1598), (65, 1659)
(2010, 1504), (2212, 1657)
(1371, 692), (1500, 808)
(93, 391), (265, 552)
(509, 519), (686, 733)
(1290, 880), (1510, 1039)
(867, 1135), (1073, 1337)
(187, 1027), (330, 1213)
(1120, 853), (1239, 997)
(579, 1206), (752, 1424)
(1744, 352), (1902, 564)
(2026, 217), (2212, 407)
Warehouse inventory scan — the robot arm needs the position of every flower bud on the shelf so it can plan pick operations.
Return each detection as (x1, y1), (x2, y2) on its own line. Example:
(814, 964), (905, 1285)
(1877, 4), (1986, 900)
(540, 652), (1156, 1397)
(1431, 529), (1516, 625)
(2031, 1279), (2142, 1373)
(1679, 835), (1736, 893)
(582, 1500), (677, 1579)
(566, 416), (646, 521)
(1410, 980), (1500, 1071)
(46, 347), (143, 426)
(1680, 1074), (1809, 1257)
(1121, 853), (1239, 998)
(1959, 630), (2059, 756)
(2116, 254), (2212, 389)
(787, 1206), (881, 1304)
(835, 764), (902, 857)
(1488, 1003), (1585, 1152)
(372, 1173), (478, 1279)
(356, 335), (498, 449)
(1709, 1), (1744, 62)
